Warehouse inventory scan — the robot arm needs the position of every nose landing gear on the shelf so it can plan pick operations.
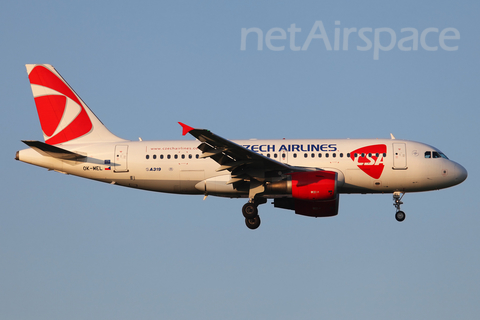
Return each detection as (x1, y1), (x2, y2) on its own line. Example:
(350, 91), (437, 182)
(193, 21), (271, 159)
(393, 192), (406, 222)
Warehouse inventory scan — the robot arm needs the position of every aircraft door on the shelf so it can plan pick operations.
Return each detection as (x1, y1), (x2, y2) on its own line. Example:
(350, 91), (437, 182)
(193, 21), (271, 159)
(393, 143), (407, 170)
(114, 145), (129, 172)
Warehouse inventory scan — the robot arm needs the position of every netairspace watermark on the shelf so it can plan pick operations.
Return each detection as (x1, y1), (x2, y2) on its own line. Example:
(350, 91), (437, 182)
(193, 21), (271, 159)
(240, 21), (460, 60)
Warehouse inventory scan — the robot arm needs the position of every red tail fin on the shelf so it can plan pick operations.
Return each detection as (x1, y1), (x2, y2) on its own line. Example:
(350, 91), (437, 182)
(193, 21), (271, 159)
(26, 64), (124, 145)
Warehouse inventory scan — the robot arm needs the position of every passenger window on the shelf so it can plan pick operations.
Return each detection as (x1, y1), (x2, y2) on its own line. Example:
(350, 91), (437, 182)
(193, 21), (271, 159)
(425, 151), (431, 158)
(196, 154), (199, 159)
(167, 155), (171, 159)
(188, 154), (192, 159)
(332, 153), (336, 158)
(174, 154), (178, 159)
(304, 153), (308, 158)
(274, 153), (278, 158)
(160, 155), (164, 159)
(340, 153), (343, 158)
(153, 154), (157, 160)
(311, 153), (315, 158)
(325, 153), (329, 158)
(383, 153), (386, 157)
(146, 155), (149, 160)
(347, 153), (350, 158)
(293, 153), (297, 158)
(181, 154), (185, 159)
(318, 153), (322, 158)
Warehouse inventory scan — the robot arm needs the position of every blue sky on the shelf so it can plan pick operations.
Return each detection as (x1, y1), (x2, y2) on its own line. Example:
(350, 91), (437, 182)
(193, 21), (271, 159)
(1, 1), (479, 319)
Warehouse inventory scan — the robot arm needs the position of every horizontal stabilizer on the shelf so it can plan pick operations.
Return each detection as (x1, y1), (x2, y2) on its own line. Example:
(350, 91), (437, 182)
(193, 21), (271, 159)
(22, 140), (86, 160)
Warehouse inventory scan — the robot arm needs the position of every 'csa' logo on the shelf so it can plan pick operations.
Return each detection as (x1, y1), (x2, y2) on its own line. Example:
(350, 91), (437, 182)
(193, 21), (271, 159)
(349, 144), (387, 179)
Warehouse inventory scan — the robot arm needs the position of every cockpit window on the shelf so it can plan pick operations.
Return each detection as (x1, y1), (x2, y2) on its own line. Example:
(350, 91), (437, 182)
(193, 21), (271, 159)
(426, 150), (449, 159)
(433, 151), (449, 159)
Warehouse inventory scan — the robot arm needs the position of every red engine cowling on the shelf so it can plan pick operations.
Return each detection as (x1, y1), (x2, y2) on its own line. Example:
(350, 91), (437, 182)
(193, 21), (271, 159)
(289, 171), (337, 201)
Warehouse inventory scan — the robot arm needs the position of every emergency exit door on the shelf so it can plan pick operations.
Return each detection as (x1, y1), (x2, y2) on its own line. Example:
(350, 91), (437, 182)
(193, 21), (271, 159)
(114, 145), (129, 172)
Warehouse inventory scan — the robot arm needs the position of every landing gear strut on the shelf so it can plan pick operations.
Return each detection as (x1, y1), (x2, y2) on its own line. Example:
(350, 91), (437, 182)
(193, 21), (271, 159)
(393, 192), (406, 222)
(242, 198), (266, 230)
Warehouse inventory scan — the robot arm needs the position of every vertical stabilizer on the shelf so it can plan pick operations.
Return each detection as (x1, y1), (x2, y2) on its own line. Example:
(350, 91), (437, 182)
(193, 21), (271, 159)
(26, 64), (125, 145)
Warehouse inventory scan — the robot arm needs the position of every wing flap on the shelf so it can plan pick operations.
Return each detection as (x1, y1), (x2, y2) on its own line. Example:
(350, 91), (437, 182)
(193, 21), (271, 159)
(216, 161), (254, 172)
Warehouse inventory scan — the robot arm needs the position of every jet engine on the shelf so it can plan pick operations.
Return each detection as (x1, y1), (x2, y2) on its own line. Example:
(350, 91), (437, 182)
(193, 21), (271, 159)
(266, 170), (339, 217)
(266, 170), (337, 201)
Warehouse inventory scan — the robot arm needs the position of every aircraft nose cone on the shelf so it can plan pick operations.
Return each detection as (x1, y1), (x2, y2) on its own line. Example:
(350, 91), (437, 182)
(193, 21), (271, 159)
(455, 163), (468, 183)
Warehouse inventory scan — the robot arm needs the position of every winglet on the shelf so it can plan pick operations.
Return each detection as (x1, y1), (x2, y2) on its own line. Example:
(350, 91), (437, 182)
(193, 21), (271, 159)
(178, 122), (194, 136)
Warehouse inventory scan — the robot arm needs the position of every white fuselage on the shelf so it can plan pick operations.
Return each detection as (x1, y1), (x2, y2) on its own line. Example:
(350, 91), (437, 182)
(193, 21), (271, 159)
(17, 138), (467, 198)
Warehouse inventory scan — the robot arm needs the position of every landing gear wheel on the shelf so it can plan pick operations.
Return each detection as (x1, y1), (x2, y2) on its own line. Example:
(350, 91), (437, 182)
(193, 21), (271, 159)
(245, 215), (261, 230)
(242, 203), (258, 219)
(395, 210), (406, 222)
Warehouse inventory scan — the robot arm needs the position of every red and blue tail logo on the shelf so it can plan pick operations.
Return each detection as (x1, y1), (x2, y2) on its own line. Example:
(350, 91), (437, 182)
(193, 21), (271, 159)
(349, 144), (387, 179)
(28, 65), (93, 145)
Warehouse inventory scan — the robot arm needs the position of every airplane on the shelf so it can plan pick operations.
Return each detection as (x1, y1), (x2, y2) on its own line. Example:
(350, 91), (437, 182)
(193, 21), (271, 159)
(16, 64), (468, 229)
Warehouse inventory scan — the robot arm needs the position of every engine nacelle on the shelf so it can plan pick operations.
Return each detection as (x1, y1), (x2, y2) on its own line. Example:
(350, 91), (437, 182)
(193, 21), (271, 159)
(290, 171), (337, 201)
(266, 170), (337, 201)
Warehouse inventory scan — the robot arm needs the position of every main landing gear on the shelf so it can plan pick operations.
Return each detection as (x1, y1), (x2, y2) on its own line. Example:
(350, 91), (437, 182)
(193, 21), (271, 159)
(242, 199), (266, 230)
(393, 191), (406, 222)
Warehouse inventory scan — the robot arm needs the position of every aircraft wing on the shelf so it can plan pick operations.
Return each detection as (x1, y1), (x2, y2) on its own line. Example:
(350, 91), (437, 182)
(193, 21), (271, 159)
(179, 122), (291, 183)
